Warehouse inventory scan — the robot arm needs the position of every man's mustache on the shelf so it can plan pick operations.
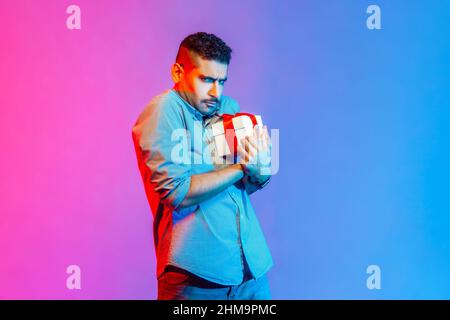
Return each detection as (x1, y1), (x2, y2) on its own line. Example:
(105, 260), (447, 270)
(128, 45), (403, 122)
(203, 99), (219, 104)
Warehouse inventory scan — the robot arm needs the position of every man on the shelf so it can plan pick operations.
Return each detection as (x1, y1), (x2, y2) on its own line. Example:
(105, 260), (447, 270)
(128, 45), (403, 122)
(132, 32), (273, 300)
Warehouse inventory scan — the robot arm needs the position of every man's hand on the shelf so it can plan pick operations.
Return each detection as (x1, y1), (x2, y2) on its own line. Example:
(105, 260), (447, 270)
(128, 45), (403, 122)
(237, 124), (272, 181)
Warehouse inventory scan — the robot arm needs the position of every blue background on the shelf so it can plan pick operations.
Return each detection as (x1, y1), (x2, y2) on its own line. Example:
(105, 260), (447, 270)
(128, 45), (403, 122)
(1, 0), (449, 299)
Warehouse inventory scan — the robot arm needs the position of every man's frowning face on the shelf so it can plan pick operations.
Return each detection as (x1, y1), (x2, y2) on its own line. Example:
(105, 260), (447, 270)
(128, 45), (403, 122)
(172, 48), (228, 117)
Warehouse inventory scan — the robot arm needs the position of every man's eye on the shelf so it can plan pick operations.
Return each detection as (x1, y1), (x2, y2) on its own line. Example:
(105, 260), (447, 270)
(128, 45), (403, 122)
(219, 80), (225, 85)
(202, 78), (213, 83)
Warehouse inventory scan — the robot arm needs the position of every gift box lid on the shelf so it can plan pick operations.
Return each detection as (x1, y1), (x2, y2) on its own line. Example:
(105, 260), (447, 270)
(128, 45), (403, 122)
(211, 115), (263, 136)
(233, 115), (263, 130)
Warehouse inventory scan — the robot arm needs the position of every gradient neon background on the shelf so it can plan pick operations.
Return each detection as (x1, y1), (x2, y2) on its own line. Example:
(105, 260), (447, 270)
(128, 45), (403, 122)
(1, 0), (450, 299)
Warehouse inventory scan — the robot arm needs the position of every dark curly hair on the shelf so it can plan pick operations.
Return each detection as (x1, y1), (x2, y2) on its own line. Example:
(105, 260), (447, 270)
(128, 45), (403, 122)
(176, 32), (232, 65)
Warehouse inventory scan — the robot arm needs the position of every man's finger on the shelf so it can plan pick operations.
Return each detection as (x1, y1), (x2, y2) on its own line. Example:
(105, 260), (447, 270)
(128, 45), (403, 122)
(257, 125), (265, 149)
(253, 125), (259, 140)
(265, 126), (270, 150)
(246, 135), (258, 151)
(263, 125), (271, 151)
(237, 144), (249, 163)
(241, 138), (257, 162)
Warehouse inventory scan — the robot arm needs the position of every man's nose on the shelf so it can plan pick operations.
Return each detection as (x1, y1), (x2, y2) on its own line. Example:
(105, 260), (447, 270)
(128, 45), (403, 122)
(209, 82), (219, 98)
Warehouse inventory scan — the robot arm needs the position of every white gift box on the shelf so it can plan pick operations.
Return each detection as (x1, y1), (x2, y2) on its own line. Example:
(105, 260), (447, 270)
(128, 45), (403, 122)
(211, 114), (263, 157)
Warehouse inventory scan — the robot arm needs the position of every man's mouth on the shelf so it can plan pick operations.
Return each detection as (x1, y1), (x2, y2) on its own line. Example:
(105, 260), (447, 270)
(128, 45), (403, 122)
(205, 101), (218, 108)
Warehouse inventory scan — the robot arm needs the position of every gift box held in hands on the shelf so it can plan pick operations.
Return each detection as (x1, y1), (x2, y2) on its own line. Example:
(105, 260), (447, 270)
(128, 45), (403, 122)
(211, 112), (263, 157)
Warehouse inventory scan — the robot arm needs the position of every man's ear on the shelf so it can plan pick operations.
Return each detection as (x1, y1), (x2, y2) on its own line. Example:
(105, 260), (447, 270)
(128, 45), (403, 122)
(171, 63), (184, 83)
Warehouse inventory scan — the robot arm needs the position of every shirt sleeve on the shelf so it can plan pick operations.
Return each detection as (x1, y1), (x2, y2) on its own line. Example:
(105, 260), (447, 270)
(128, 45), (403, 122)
(132, 97), (191, 210)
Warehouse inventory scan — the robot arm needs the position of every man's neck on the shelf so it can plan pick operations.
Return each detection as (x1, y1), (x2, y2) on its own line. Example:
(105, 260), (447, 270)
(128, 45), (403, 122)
(173, 86), (189, 104)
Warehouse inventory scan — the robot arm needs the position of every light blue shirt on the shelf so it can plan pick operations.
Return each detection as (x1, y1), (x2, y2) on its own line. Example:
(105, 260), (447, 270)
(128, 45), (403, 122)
(132, 89), (273, 285)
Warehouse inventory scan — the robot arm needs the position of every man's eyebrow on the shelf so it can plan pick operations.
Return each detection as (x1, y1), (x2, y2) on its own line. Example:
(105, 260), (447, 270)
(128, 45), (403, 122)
(200, 75), (228, 81)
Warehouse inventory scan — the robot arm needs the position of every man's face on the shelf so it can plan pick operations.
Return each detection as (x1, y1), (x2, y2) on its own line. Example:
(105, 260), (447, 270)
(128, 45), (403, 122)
(173, 50), (228, 117)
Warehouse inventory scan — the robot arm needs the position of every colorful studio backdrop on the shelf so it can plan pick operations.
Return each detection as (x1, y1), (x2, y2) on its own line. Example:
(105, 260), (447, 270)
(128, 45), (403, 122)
(1, 0), (450, 299)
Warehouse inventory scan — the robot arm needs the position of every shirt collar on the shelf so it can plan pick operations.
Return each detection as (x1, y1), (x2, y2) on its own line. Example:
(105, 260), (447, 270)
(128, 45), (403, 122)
(170, 89), (223, 121)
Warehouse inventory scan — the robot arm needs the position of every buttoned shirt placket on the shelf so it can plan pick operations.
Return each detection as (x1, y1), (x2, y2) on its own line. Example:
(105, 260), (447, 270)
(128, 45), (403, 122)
(203, 114), (247, 283)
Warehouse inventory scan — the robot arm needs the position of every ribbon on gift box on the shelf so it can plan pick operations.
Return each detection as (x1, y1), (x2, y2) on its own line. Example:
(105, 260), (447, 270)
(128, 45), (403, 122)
(221, 112), (261, 160)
